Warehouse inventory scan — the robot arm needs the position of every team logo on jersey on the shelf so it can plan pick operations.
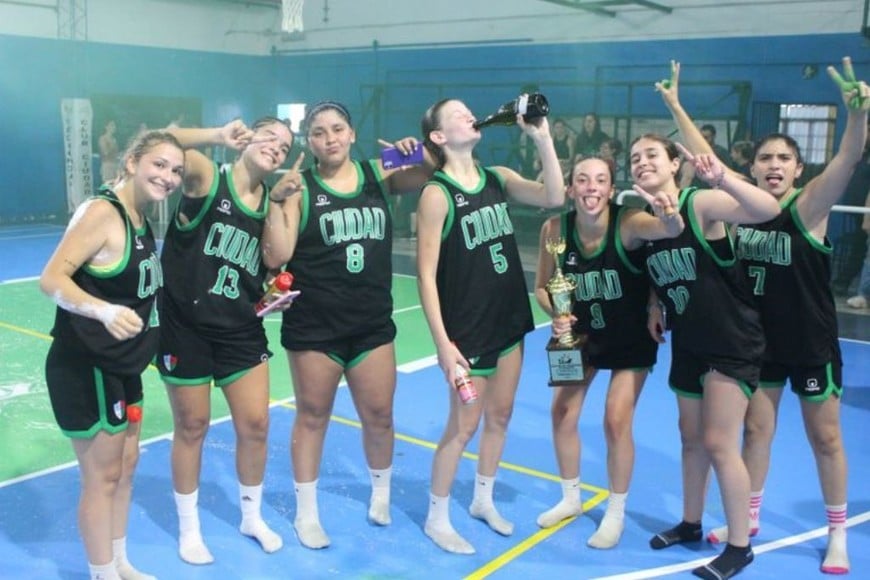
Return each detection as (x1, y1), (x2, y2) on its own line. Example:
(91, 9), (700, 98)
(806, 378), (820, 392)
(134, 236), (144, 250)
(565, 252), (578, 267)
(217, 199), (232, 215)
(454, 194), (469, 207)
(315, 194), (330, 207)
(163, 354), (178, 372)
(468, 356), (480, 366)
(113, 400), (125, 420)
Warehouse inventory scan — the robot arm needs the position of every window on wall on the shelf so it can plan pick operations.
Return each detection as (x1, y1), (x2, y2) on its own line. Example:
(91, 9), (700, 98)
(277, 103), (307, 135)
(778, 104), (836, 164)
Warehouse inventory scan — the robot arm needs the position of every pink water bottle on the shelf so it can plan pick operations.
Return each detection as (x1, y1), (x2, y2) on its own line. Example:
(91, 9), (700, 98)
(454, 365), (477, 405)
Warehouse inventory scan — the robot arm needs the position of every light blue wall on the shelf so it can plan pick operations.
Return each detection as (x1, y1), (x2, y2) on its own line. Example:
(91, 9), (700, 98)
(2, 32), (867, 222)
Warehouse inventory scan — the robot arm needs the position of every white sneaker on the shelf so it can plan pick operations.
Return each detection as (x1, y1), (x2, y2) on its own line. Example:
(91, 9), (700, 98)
(846, 295), (868, 309)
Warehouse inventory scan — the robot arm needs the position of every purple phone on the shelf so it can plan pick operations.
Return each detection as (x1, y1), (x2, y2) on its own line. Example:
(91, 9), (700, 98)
(380, 143), (424, 169)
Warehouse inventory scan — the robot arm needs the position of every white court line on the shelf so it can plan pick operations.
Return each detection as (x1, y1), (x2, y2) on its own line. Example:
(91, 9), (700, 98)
(0, 232), (64, 241)
(591, 511), (870, 580)
(0, 395), (297, 490)
(0, 275), (40, 285)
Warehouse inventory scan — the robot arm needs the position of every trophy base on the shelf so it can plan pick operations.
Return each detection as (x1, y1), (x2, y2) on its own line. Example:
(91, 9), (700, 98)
(546, 336), (587, 386)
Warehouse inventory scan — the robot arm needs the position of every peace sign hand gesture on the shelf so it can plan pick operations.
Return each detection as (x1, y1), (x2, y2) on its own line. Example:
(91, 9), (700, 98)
(219, 119), (255, 151)
(270, 152), (306, 203)
(655, 60), (681, 108)
(828, 56), (870, 111)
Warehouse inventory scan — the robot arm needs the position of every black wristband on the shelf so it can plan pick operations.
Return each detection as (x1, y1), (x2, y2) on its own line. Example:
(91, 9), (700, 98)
(269, 196), (286, 205)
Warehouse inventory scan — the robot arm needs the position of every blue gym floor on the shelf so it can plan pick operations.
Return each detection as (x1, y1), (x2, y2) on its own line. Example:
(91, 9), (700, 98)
(0, 224), (868, 579)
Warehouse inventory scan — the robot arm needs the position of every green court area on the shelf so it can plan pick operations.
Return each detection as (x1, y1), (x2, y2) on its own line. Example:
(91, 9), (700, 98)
(0, 274), (549, 483)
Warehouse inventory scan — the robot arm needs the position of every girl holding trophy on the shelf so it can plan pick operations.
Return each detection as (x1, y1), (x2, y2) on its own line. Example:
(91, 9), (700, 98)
(415, 97), (564, 554)
(533, 156), (684, 549)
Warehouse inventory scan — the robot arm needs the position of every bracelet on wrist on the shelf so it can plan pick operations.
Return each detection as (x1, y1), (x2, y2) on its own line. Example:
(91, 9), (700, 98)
(269, 196), (286, 205)
(712, 172), (726, 190)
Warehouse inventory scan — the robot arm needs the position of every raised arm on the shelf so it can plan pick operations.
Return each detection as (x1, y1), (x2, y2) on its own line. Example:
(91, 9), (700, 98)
(166, 120), (254, 197)
(619, 187), (684, 249)
(798, 56), (870, 235)
(658, 61), (746, 182)
(684, 144), (780, 226)
(375, 136), (437, 195)
(495, 116), (565, 208)
(262, 153), (305, 269)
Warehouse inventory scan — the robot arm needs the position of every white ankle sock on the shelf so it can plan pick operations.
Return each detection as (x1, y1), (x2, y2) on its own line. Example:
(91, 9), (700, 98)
(425, 494), (474, 554)
(174, 489), (214, 565)
(587, 492), (627, 549)
(537, 478), (582, 528)
(89, 562), (120, 580)
(294, 480), (329, 549)
(112, 537), (155, 580)
(469, 473), (513, 535)
(368, 466), (392, 525)
(821, 504), (849, 574)
(238, 482), (282, 553)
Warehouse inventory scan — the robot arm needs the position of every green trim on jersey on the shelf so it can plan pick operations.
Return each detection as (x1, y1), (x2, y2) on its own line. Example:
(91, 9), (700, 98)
(684, 188), (736, 268)
(302, 160), (390, 228)
(227, 168), (268, 221)
(173, 161), (222, 231)
(310, 161), (366, 198)
(570, 217), (607, 260)
(83, 198), (134, 279)
(785, 189), (833, 255)
(614, 206), (643, 275)
(433, 167), (488, 194)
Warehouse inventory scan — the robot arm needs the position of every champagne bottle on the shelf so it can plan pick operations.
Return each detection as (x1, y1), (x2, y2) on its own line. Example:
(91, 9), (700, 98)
(473, 93), (550, 130)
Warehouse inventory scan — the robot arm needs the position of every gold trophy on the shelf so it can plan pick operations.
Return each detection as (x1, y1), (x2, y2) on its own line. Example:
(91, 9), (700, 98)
(545, 237), (586, 386)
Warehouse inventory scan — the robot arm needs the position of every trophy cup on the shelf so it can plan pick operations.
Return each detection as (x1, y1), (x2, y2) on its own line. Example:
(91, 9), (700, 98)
(545, 237), (586, 386)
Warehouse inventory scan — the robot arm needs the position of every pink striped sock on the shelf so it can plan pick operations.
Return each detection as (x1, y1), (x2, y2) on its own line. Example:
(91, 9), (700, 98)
(825, 503), (847, 532)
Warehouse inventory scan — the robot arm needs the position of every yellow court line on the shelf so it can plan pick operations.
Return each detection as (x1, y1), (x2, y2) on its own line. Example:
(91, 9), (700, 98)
(274, 399), (611, 578)
(0, 320), (51, 340)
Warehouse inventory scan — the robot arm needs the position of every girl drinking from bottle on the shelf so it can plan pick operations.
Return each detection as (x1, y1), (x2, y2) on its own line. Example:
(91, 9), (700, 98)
(41, 131), (184, 580)
(262, 100), (431, 549)
(533, 156), (683, 549)
(415, 98), (564, 554)
(159, 117), (297, 564)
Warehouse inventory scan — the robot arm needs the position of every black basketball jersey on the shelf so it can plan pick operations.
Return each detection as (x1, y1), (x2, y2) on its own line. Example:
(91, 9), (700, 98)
(645, 188), (764, 361)
(432, 167), (533, 359)
(561, 205), (657, 368)
(161, 163), (268, 335)
(735, 189), (840, 366)
(281, 160), (393, 342)
(51, 189), (162, 374)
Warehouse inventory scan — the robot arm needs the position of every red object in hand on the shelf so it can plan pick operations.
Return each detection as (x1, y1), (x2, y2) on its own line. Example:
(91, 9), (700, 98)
(127, 405), (143, 423)
(254, 272), (294, 314)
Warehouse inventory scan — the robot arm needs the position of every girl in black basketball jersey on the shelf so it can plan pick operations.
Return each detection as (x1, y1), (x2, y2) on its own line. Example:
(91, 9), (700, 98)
(631, 132), (779, 579)
(41, 131), (184, 580)
(533, 157), (683, 549)
(160, 117), (294, 564)
(415, 98), (564, 554)
(660, 58), (869, 575)
(262, 101), (431, 549)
